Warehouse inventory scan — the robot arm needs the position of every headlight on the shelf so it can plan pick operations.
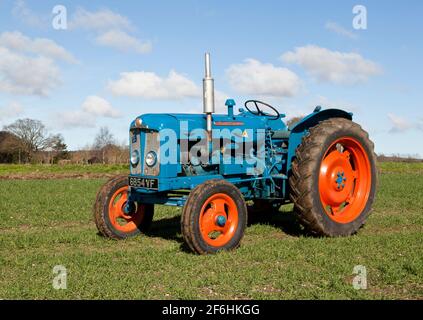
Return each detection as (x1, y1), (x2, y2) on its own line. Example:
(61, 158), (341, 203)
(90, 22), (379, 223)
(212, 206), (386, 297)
(130, 150), (139, 166)
(145, 151), (157, 167)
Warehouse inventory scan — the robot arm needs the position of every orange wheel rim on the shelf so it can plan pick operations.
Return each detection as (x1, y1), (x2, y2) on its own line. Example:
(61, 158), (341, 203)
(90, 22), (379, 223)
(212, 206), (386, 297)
(199, 193), (239, 247)
(108, 187), (144, 233)
(319, 137), (371, 224)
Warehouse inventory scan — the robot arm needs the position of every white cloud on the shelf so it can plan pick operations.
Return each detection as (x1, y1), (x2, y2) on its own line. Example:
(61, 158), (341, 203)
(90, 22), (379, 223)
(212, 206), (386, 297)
(226, 59), (301, 97)
(12, 0), (46, 28)
(96, 30), (152, 54)
(387, 113), (417, 133)
(0, 31), (76, 96)
(58, 110), (96, 129)
(108, 70), (200, 99)
(0, 46), (60, 96)
(0, 31), (77, 63)
(0, 101), (23, 120)
(57, 96), (120, 128)
(69, 7), (132, 31)
(81, 95), (120, 118)
(325, 21), (358, 39)
(281, 45), (382, 84)
(69, 7), (151, 54)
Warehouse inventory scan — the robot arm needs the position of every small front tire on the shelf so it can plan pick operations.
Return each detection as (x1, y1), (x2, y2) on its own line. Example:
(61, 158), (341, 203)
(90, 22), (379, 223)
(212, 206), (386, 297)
(93, 175), (154, 239)
(181, 180), (248, 254)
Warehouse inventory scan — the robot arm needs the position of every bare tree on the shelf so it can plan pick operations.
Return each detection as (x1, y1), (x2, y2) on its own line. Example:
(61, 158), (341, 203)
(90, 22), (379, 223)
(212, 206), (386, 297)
(93, 127), (116, 164)
(3, 118), (50, 162)
(93, 127), (115, 149)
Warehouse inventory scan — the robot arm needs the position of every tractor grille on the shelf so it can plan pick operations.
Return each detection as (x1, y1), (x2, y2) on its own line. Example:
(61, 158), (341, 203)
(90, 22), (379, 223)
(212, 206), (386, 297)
(130, 130), (160, 176)
(143, 131), (160, 176)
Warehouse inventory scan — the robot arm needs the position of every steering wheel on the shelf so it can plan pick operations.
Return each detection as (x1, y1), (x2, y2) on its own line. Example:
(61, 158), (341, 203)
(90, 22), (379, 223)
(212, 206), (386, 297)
(244, 100), (280, 120)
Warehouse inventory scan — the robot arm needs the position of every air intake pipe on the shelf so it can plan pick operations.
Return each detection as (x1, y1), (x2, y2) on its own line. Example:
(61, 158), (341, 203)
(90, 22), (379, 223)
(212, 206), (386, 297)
(203, 53), (215, 138)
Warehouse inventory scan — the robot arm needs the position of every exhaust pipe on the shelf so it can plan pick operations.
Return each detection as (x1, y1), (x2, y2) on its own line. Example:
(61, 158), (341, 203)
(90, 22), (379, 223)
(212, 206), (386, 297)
(203, 53), (215, 137)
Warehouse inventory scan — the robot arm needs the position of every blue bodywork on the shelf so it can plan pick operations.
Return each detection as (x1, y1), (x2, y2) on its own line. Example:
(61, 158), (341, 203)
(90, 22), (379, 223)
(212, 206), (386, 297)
(127, 100), (353, 208)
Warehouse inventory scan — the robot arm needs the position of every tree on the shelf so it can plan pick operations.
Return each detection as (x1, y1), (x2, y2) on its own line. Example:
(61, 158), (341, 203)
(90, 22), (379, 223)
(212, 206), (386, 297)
(0, 131), (25, 163)
(93, 127), (115, 150)
(3, 118), (49, 162)
(93, 127), (116, 164)
(45, 134), (69, 163)
(47, 134), (67, 152)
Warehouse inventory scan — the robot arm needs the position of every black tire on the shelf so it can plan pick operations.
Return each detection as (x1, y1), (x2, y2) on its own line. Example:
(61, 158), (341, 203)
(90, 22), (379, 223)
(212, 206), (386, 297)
(181, 179), (248, 254)
(94, 175), (154, 239)
(289, 118), (377, 237)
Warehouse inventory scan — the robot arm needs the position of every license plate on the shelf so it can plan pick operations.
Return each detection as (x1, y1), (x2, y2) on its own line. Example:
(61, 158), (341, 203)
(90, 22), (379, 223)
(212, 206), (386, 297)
(128, 177), (158, 190)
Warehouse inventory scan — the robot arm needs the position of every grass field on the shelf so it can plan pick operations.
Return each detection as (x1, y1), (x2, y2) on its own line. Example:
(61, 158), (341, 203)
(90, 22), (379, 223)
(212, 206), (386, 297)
(0, 162), (422, 299)
(0, 163), (127, 178)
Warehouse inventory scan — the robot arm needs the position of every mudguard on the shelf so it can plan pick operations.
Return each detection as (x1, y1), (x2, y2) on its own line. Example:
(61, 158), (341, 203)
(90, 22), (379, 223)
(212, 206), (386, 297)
(287, 108), (353, 172)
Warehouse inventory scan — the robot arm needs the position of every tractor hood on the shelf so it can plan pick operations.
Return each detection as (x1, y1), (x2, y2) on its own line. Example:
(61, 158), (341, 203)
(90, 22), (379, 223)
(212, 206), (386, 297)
(130, 113), (206, 133)
(130, 111), (286, 136)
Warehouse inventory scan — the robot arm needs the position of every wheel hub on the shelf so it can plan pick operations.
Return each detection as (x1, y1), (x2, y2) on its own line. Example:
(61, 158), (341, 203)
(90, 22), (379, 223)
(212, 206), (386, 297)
(216, 215), (226, 227)
(335, 171), (347, 190)
(123, 201), (135, 215)
(320, 149), (354, 207)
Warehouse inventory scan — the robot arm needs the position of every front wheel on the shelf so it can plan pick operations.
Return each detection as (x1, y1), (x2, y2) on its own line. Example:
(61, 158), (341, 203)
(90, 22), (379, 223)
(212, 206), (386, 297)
(289, 118), (377, 236)
(93, 175), (154, 239)
(181, 180), (248, 254)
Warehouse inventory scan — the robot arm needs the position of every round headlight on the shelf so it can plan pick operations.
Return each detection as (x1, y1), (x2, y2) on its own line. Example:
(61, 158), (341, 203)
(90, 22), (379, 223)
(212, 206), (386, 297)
(130, 150), (139, 166)
(145, 151), (157, 167)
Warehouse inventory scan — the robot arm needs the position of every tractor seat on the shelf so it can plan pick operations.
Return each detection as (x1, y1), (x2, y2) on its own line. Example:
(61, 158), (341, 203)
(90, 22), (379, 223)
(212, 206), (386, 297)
(271, 130), (290, 139)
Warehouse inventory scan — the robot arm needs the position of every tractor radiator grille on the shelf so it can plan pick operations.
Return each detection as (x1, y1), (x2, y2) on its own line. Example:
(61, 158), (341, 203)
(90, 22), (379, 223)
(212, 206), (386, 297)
(143, 131), (160, 176)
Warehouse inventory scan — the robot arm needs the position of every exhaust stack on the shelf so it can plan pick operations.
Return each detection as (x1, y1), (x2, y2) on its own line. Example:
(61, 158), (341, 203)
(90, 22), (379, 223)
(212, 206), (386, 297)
(203, 53), (215, 136)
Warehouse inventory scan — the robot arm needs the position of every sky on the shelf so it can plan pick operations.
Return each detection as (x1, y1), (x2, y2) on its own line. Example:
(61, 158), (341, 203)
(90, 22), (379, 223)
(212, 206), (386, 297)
(0, 0), (422, 155)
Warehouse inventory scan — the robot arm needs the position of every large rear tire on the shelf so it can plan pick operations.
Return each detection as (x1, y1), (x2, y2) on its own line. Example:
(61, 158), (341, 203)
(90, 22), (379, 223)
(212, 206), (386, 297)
(289, 118), (377, 236)
(181, 180), (248, 254)
(94, 175), (154, 239)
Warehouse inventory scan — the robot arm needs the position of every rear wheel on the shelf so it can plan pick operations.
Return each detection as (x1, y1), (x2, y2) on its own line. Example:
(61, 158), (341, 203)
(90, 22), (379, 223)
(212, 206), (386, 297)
(181, 180), (247, 254)
(289, 118), (377, 236)
(94, 175), (154, 239)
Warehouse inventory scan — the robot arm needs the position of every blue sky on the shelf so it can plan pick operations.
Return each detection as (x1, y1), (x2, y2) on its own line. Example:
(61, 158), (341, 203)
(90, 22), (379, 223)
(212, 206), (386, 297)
(0, 0), (422, 155)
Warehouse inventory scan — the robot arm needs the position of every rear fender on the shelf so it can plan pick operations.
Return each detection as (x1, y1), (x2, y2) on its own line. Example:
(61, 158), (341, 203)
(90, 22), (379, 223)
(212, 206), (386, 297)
(287, 108), (353, 172)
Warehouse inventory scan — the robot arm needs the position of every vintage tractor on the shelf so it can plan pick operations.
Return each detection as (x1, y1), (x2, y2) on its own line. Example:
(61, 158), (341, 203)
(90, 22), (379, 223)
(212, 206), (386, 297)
(93, 53), (377, 254)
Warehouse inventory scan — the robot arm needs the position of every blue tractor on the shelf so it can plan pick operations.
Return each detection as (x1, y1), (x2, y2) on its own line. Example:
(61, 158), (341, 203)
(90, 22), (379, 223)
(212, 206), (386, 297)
(94, 54), (377, 254)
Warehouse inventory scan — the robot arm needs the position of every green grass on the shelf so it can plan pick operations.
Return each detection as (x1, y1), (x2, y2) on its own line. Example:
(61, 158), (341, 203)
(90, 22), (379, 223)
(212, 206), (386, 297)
(0, 163), (422, 299)
(0, 161), (421, 177)
(0, 163), (128, 176)
(378, 161), (423, 174)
